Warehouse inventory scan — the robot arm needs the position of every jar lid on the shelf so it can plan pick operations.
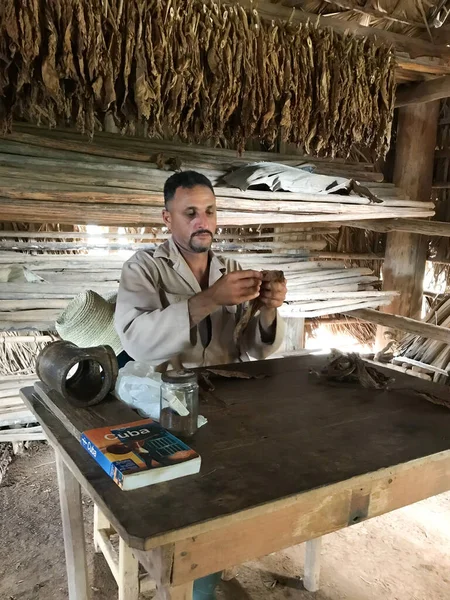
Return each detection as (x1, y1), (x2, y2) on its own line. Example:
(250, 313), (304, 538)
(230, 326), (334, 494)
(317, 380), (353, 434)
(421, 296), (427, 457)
(161, 369), (197, 384)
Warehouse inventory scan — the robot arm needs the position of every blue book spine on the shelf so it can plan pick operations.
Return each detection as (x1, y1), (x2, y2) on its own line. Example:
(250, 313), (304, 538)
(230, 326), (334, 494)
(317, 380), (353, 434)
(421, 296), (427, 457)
(80, 433), (116, 481)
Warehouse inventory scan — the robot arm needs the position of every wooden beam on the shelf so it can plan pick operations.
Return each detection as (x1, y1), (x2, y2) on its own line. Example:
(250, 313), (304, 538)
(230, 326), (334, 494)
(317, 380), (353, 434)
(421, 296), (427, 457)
(237, 1), (450, 59)
(351, 218), (450, 237)
(396, 75), (450, 107)
(380, 102), (439, 320)
(348, 308), (450, 345)
(396, 56), (450, 78)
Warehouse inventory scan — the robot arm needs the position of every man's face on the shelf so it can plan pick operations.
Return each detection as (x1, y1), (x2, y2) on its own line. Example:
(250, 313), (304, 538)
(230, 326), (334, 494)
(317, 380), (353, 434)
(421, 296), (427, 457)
(163, 185), (217, 254)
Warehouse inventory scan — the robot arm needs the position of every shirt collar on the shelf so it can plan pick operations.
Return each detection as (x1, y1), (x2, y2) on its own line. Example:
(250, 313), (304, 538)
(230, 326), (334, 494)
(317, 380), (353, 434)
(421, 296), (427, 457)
(154, 237), (226, 290)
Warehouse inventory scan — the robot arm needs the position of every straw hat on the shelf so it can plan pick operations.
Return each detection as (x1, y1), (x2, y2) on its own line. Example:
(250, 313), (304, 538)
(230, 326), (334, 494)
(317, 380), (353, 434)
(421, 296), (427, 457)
(56, 290), (123, 355)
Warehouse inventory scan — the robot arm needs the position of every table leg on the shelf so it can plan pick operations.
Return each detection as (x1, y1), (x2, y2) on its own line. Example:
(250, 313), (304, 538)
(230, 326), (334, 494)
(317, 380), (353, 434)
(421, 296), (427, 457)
(118, 537), (139, 600)
(304, 537), (322, 592)
(55, 452), (90, 600)
(133, 546), (193, 600)
(93, 504), (111, 553)
(155, 582), (193, 600)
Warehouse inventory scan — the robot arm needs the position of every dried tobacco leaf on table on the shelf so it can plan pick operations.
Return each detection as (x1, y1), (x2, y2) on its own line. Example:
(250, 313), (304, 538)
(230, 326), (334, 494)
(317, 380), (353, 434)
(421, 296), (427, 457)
(199, 368), (267, 392)
(315, 349), (393, 390)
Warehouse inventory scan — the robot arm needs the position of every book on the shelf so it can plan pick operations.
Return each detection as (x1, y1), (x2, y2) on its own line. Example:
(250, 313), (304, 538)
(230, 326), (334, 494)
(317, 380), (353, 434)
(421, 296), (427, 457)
(80, 418), (201, 491)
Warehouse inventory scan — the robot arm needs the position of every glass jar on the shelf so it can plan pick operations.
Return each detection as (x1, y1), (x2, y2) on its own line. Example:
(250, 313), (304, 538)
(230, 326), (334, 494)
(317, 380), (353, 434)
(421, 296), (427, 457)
(160, 370), (199, 438)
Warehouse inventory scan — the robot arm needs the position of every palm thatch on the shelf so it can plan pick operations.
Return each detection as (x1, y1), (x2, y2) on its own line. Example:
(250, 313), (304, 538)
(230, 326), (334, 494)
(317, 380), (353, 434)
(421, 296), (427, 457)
(278, 0), (447, 38)
(0, 332), (56, 376)
(306, 316), (376, 345)
(321, 225), (385, 276)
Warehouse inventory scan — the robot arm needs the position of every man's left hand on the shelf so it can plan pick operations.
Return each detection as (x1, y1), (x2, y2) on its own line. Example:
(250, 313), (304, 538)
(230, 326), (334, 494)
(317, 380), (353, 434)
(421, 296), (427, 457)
(258, 278), (287, 340)
(259, 278), (287, 309)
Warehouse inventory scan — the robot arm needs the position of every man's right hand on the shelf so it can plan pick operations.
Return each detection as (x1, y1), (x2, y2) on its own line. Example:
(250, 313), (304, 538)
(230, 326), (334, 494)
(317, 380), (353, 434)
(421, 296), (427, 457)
(209, 270), (262, 306)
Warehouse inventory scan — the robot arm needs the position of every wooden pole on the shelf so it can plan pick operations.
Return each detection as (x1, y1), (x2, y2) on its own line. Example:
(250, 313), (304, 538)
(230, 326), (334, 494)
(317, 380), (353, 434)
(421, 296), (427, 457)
(395, 76), (450, 107)
(349, 309), (450, 345)
(380, 102), (439, 321)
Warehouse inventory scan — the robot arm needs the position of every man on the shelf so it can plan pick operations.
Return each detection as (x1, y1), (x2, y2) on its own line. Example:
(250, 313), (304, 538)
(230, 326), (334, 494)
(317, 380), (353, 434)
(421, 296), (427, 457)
(115, 170), (287, 368)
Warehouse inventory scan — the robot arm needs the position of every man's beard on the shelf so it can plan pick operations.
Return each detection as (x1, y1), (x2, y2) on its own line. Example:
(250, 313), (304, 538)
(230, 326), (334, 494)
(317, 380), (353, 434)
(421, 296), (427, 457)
(189, 230), (213, 253)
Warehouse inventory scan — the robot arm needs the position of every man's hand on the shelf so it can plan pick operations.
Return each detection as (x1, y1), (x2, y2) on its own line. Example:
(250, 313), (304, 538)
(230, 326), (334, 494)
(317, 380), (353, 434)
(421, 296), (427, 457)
(259, 277), (287, 310)
(209, 270), (263, 306)
(188, 270), (262, 328)
(258, 276), (287, 337)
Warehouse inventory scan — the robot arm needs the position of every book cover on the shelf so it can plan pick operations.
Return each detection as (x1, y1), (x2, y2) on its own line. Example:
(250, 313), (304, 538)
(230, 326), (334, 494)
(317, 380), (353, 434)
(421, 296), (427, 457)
(80, 418), (201, 491)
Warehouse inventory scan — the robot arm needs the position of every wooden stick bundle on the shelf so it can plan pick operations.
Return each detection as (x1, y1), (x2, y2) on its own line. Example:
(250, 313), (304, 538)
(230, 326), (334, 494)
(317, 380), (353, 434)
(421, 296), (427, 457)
(0, 255), (396, 331)
(0, 132), (434, 227)
(392, 297), (450, 384)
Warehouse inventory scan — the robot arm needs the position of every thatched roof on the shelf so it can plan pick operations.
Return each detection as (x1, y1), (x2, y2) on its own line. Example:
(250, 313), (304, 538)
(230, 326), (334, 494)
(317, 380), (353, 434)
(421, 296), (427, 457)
(275, 0), (447, 38)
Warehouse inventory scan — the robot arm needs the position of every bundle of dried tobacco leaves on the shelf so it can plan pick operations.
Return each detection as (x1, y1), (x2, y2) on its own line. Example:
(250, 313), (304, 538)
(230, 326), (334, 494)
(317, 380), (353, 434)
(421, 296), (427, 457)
(0, 0), (395, 158)
(316, 349), (393, 390)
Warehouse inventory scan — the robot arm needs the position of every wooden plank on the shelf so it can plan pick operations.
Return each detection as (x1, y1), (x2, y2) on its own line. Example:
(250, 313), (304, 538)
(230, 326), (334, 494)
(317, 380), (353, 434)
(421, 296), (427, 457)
(349, 309), (450, 344)
(0, 396), (25, 407)
(0, 309), (61, 322)
(304, 538), (322, 592)
(93, 504), (114, 554)
(33, 381), (140, 440)
(0, 408), (36, 426)
(0, 239), (327, 252)
(0, 427), (46, 442)
(96, 530), (119, 583)
(396, 56), (450, 77)
(0, 228), (339, 240)
(0, 322), (57, 332)
(396, 75), (450, 107)
(20, 355), (450, 552)
(351, 218), (450, 238)
(0, 301), (67, 311)
(392, 356), (449, 375)
(169, 449), (450, 583)
(0, 186), (432, 213)
(7, 124), (375, 170)
(55, 452), (91, 600)
(0, 199), (434, 226)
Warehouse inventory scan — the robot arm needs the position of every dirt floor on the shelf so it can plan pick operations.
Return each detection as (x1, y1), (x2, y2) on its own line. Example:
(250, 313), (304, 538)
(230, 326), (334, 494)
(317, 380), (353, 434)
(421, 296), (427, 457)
(1, 443), (450, 600)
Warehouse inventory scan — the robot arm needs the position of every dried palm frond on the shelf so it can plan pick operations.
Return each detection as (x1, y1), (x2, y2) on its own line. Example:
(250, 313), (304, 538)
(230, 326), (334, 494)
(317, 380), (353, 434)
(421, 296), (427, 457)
(0, 332), (56, 376)
(307, 316), (376, 346)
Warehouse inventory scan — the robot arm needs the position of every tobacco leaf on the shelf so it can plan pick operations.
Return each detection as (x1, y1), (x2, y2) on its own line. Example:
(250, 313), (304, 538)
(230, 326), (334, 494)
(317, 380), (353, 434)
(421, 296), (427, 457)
(0, 0), (395, 158)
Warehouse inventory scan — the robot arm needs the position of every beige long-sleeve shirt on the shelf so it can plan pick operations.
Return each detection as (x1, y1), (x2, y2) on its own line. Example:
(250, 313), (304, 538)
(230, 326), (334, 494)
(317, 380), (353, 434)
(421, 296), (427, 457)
(115, 238), (285, 368)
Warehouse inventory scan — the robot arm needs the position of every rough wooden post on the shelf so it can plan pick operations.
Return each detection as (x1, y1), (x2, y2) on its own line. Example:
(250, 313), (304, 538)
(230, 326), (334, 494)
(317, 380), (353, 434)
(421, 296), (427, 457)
(377, 102), (439, 347)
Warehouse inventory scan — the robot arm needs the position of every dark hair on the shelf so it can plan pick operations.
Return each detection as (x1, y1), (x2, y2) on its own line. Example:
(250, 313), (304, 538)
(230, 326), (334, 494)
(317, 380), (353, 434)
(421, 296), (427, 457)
(163, 170), (214, 207)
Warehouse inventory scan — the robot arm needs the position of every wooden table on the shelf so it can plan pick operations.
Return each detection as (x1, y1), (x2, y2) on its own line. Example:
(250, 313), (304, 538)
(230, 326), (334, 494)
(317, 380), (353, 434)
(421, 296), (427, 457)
(20, 355), (450, 600)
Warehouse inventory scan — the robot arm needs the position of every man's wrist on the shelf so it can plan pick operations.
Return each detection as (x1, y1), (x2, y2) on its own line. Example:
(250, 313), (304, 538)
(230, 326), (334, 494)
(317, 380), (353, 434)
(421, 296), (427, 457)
(259, 307), (277, 329)
(259, 307), (277, 343)
(188, 289), (220, 328)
